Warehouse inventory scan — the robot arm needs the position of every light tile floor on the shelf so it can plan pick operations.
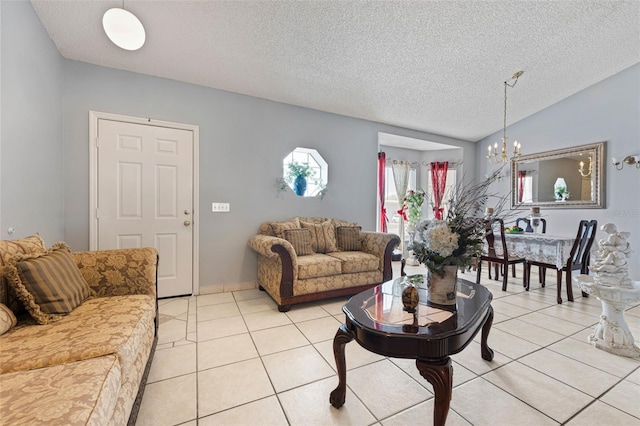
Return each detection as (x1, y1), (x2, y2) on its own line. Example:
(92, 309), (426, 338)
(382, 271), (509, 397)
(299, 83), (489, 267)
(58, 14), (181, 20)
(136, 263), (640, 426)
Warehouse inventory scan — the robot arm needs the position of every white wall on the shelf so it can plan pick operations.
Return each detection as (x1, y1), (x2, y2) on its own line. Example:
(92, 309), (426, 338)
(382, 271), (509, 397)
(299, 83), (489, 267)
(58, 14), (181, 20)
(0, 1), (64, 244)
(61, 61), (474, 293)
(476, 63), (640, 277)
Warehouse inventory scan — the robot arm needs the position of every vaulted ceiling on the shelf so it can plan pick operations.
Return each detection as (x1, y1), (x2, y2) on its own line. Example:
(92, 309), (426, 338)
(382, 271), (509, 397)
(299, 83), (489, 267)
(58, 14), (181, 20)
(31, 0), (640, 142)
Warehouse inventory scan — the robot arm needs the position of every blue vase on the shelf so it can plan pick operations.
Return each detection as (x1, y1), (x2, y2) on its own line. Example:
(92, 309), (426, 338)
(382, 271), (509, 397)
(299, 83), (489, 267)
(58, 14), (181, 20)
(293, 175), (307, 196)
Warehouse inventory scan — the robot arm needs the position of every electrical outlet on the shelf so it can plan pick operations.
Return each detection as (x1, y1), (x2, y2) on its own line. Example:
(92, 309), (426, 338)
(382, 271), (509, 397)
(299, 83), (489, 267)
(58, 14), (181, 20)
(212, 202), (230, 212)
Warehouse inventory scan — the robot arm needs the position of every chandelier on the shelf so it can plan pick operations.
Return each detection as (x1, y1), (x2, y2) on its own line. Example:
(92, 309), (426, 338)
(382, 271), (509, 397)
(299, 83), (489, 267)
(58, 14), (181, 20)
(487, 71), (524, 164)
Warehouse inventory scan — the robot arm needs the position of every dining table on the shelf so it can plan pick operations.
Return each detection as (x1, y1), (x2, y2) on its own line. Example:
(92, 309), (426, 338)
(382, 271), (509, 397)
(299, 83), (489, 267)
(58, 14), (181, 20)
(488, 232), (578, 303)
(502, 232), (576, 270)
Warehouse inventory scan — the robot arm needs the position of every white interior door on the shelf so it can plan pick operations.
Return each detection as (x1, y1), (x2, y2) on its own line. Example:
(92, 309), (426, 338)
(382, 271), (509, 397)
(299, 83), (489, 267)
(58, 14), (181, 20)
(97, 119), (194, 298)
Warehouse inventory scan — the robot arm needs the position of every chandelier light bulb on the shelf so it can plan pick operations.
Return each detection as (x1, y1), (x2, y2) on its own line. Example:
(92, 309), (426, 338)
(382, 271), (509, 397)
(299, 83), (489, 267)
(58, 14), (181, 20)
(103, 8), (146, 51)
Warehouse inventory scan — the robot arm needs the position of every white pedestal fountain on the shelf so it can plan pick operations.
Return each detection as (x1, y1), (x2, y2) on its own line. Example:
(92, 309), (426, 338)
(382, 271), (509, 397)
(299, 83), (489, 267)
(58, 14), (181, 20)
(574, 223), (640, 358)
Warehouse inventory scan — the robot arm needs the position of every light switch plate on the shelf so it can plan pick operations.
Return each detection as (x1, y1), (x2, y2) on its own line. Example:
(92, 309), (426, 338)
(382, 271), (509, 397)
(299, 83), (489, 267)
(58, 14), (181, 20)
(212, 202), (230, 212)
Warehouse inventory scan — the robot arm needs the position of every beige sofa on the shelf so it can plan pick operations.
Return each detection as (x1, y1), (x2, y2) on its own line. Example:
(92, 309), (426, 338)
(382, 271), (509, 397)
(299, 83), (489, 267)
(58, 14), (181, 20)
(248, 217), (399, 312)
(0, 235), (158, 425)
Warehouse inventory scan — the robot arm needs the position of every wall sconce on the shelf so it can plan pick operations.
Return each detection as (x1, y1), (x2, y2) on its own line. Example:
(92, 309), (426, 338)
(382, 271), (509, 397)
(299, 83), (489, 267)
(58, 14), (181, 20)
(611, 155), (640, 170)
(578, 157), (592, 177)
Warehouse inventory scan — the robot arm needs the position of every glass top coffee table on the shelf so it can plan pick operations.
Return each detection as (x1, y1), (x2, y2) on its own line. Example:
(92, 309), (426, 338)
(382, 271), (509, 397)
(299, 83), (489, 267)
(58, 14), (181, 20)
(329, 274), (494, 426)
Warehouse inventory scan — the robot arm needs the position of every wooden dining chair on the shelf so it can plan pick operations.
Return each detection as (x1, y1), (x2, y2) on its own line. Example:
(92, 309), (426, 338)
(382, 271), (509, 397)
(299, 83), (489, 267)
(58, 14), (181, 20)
(476, 219), (527, 291)
(512, 217), (547, 281)
(525, 220), (598, 303)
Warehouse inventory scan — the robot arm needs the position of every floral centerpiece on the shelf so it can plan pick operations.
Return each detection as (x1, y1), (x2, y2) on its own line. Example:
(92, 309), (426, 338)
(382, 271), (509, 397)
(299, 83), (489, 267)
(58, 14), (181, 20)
(410, 170), (508, 305)
(409, 169), (510, 304)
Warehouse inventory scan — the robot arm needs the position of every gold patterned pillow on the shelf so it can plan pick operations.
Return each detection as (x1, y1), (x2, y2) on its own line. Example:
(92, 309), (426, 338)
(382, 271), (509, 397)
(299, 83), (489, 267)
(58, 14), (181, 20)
(300, 220), (338, 253)
(283, 228), (315, 256)
(0, 234), (46, 314)
(269, 218), (301, 239)
(0, 303), (17, 335)
(336, 226), (363, 251)
(5, 242), (93, 324)
(332, 219), (357, 229)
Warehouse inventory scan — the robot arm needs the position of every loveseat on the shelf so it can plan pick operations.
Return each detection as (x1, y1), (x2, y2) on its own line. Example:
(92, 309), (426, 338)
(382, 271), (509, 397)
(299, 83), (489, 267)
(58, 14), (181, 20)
(0, 235), (158, 425)
(248, 217), (399, 312)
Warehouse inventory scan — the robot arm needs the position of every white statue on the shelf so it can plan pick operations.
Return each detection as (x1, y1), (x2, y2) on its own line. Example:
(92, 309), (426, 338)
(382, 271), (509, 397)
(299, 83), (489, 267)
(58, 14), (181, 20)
(574, 222), (640, 358)
(590, 223), (633, 288)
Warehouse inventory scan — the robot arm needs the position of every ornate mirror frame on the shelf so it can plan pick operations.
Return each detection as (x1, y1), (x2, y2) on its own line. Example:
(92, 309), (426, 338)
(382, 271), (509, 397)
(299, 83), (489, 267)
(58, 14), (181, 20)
(510, 141), (605, 209)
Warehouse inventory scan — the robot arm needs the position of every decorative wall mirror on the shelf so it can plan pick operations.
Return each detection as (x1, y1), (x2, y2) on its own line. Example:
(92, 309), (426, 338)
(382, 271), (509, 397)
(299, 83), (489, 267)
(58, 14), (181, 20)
(511, 141), (605, 209)
(283, 147), (328, 197)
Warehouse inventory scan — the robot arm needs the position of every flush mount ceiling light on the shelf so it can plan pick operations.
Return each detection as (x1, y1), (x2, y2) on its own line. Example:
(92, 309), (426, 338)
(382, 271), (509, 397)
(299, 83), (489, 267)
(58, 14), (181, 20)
(102, 5), (145, 51)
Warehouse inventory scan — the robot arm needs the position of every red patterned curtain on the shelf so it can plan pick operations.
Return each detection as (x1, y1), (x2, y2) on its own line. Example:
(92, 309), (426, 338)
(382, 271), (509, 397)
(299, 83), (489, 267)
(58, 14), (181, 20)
(377, 152), (388, 232)
(430, 161), (448, 220)
(518, 171), (526, 202)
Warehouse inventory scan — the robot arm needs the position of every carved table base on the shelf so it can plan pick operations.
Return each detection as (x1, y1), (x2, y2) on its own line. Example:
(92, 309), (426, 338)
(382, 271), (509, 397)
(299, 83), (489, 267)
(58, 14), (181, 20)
(330, 306), (494, 426)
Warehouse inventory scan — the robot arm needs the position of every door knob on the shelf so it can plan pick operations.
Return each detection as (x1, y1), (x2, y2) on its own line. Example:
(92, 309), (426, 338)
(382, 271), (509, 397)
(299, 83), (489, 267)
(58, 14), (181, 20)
(184, 220), (191, 226)
(184, 210), (190, 215)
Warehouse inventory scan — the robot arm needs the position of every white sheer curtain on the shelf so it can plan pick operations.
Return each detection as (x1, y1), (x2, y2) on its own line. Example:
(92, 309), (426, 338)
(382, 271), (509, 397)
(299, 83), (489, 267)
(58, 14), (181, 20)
(392, 161), (410, 256)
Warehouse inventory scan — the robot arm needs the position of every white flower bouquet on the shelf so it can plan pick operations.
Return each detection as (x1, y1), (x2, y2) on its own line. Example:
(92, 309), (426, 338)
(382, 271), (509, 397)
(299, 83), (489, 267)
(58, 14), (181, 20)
(411, 168), (511, 276)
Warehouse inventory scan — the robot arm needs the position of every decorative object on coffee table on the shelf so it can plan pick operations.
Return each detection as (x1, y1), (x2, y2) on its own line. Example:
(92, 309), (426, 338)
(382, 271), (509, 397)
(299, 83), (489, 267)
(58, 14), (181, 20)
(401, 277), (420, 312)
(411, 169), (510, 305)
(574, 223), (640, 358)
(427, 265), (459, 306)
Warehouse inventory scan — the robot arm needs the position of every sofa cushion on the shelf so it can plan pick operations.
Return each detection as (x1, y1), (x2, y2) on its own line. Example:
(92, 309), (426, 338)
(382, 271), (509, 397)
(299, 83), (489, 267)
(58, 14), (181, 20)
(326, 251), (380, 274)
(297, 254), (342, 279)
(283, 228), (314, 256)
(0, 303), (17, 335)
(336, 226), (363, 251)
(269, 218), (301, 239)
(300, 220), (338, 253)
(0, 294), (155, 375)
(0, 234), (46, 314)
(5, 242), (92, 324)
(0, 355), (121, 426)
(293, 270), (382, 296)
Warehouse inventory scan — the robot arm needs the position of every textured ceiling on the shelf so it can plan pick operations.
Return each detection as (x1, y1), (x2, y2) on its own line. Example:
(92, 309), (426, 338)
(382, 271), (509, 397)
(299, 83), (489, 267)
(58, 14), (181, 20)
(30, 0), (640, 142)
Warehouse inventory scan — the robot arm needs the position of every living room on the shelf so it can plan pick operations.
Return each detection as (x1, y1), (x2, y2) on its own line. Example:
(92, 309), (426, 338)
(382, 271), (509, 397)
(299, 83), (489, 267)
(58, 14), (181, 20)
(1, 1), (639, 425)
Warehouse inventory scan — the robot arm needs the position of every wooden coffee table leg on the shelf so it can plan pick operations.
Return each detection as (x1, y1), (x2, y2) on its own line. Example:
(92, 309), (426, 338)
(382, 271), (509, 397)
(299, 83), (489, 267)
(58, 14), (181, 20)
(329, 324), (354, 408)
(416, 357), (453, 426)
(481, 305), (494, 361)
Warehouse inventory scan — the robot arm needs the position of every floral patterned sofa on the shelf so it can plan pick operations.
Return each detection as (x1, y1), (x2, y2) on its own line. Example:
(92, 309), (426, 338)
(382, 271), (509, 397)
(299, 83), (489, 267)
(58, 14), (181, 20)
(248, 217), (399, 312)
(0, 235), (158, 425)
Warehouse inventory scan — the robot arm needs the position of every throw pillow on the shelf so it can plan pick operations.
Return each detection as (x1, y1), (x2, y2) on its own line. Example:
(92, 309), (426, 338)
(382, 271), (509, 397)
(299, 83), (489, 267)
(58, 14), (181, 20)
(300, 220), (338, 253)
(332, 219), (358, 229)
(336, 226), (363, 251)
(0, 303), (17, 335)
(5, 242), (93, 324)
(269, 218), (301, 239)
(0, 234), (46, 314)
(283, 228), (314, 256)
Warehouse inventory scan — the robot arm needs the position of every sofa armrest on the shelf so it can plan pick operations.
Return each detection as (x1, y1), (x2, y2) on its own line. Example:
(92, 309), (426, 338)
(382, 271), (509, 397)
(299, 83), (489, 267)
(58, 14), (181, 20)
(248, 235), (297, 263)
(361, 232), (400, 280)
(72, 248), (158, 298)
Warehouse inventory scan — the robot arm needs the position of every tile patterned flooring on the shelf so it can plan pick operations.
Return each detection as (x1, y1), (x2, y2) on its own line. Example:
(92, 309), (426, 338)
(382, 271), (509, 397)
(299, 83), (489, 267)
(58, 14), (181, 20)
(136, 263), (640, 425)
